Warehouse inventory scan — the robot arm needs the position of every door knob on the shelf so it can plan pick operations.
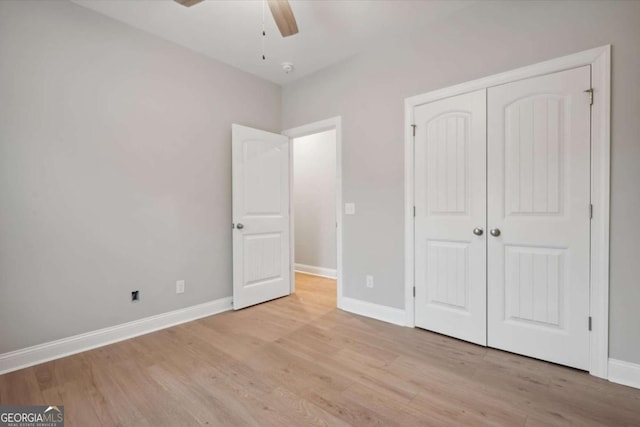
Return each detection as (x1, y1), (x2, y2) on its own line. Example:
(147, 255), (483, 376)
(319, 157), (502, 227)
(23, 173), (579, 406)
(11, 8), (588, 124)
(236, 223), (244, 230)
(490, 228), (501, 237)
(473, 227), (484, 236)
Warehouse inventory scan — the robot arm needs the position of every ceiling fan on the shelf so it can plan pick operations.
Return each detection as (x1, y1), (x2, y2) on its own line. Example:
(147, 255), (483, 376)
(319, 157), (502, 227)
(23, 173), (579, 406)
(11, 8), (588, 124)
(174, 0), (299, 38)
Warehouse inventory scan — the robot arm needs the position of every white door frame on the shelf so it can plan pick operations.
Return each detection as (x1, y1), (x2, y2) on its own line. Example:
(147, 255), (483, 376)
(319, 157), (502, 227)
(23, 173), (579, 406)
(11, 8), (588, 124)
(404, 45), (611, 378)
(282, 117), (343, 307)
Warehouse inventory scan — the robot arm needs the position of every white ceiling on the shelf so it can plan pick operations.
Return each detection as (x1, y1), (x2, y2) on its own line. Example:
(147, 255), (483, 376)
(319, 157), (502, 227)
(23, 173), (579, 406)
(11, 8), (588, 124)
(72, 0), (474, 85)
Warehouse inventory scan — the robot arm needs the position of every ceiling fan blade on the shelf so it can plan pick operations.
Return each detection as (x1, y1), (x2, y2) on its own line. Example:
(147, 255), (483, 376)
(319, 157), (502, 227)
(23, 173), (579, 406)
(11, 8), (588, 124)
(267, 0), (299, 37)
(174, 0), (205, 7)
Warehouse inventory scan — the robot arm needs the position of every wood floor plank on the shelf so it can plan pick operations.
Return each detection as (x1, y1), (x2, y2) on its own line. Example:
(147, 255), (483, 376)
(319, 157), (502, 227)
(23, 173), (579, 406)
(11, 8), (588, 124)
(0, 368), (44, 406)
(1, 272), (639, 426)
(271, 386), (351, 427)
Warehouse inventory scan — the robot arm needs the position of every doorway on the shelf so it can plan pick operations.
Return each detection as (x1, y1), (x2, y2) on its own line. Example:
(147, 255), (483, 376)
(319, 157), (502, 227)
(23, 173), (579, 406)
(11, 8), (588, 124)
(283, 117), (343, 307)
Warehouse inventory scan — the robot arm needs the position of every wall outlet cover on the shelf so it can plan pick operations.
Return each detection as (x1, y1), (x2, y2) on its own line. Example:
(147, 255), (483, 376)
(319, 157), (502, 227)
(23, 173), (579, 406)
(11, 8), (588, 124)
(366, 275), (374, 288)
(345, 203), (356, 215)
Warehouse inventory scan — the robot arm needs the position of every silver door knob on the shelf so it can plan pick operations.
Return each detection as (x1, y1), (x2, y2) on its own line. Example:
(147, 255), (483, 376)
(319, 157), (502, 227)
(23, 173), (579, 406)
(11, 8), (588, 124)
(236, 223), (244, 230)
(490, 228), (501, 237)
(473, 227), (484, 236)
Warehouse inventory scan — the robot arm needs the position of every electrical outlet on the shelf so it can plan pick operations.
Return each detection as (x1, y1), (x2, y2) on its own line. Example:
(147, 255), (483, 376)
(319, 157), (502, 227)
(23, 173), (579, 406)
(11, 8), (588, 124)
(131, 290), (140, 302)
(176, 280), (185, 294)
(345, 203), (356, 215)
(366, 275), (374, 288)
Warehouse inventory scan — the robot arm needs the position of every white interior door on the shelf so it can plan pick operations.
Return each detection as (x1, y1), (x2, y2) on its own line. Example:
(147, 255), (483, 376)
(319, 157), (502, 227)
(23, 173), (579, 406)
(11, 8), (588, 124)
(414, 89), (487, 346)
(232, 124), (290, 310)
(487, 66), (591, 369)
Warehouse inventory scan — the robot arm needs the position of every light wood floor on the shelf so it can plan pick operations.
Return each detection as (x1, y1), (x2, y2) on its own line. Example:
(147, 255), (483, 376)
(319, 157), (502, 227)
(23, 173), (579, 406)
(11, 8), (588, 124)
(1, 273), (639, 426)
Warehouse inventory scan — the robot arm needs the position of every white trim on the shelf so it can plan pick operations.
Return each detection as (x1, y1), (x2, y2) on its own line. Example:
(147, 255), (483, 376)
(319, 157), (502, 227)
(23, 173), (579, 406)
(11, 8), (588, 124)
(282, 117), (343, 308)
(404, 45), (611, 377)
(294, 263), (337, 279)
(588, 47), (611, 379)
(404, 86), (416, 328)
(608, 359), (640, 390)
(340, 297), (406, 326)
(405, 45), (610, 107)
(0, 297), (232, 375)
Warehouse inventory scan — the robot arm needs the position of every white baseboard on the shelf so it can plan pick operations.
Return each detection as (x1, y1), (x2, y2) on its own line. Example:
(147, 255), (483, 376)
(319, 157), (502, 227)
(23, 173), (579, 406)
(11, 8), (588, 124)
(0, 297), (232, 375)
(608, 358), (640, 390)
(295, 263), (337, 279)
(339, 296), (406, 327)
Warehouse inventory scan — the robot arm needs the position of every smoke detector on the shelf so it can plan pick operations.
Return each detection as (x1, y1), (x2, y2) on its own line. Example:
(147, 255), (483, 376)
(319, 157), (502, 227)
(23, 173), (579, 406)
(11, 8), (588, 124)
(281, 62), (294, 74)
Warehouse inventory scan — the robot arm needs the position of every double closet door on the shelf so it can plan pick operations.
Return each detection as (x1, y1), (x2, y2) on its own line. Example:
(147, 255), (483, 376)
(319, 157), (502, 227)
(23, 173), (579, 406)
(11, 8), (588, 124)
(414, 66), (591, 370)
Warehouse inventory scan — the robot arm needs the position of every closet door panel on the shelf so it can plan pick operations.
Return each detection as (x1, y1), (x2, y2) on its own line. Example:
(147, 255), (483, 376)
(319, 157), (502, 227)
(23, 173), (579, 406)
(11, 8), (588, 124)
(414, 89), (487, 346)
(487, 66), (591, 370)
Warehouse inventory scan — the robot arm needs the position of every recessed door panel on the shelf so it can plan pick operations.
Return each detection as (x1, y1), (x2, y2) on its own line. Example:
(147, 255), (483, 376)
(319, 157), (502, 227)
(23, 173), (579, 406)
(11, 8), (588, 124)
(426, 240), (469, 311)
(243, 140), (283, 216)
(504, 245), (564, 328)
(426, 113), (469, 215)
(504, 96), (564, 216)
(243, 233), (283, 286)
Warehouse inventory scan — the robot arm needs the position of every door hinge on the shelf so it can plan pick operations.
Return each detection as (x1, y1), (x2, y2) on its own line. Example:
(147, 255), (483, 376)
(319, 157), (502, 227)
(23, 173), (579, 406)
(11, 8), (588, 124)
(588, 316), (592, 331)
(413, 286), (416, 297)
(589, 203), (594, 219)
(413, 206), (416, 217)
(585, 88), (594, 106)
(411, 124), (416, 137)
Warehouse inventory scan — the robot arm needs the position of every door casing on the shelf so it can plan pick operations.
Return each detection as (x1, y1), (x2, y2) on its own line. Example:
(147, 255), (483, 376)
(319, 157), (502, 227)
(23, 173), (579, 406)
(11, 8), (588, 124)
(404, 45), (611, 378)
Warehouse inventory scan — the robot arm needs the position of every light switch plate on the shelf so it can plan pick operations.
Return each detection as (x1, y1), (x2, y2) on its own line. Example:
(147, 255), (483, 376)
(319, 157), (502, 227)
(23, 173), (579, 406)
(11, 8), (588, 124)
(176, 280), (185, 294)
(345, 203), (356, 215)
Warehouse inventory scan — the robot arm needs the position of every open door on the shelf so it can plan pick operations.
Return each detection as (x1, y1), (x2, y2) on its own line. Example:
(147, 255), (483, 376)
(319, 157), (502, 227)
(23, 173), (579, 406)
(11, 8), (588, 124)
(232, 124), (291, 310)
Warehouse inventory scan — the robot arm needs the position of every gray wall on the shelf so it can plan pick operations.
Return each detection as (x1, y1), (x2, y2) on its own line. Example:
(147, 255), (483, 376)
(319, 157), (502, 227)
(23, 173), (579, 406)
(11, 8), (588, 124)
(293, 130), (337, 270)
(281, 0), (640, 364)
(0, 1), (280, 354)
